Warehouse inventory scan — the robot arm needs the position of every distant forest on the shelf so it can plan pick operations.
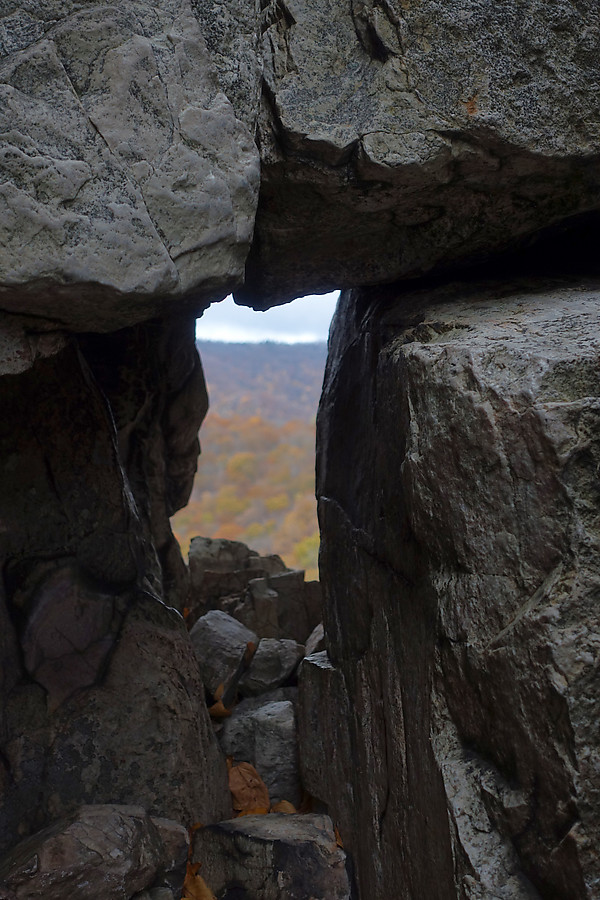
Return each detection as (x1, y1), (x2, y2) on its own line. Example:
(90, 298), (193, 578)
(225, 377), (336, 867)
(171, 341), (328, 580)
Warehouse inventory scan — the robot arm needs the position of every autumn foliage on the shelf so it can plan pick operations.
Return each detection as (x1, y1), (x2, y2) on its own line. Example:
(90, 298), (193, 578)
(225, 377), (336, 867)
(172, 342), (326, 580)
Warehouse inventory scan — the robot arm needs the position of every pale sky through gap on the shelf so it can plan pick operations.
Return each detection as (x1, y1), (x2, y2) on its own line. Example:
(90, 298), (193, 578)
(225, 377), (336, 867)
(195, 291), (340, 343)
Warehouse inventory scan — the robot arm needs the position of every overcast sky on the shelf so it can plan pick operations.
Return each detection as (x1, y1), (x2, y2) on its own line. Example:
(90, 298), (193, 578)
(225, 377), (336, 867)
(196, 291), (339, 343)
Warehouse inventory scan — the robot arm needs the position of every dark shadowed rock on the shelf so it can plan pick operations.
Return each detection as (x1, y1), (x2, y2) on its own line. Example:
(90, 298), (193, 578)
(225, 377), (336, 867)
(190, 609), (258, 697)
(310, 277), (600, 899)
(238, 0), (600, 308)
(193, 814), (350, 900)
(240, 639), (305, 697)
(187, 538), (321, 641)
(187, 537), (287, 628)
(305, 623), (326, 657)
(0, 591), (230, 852)
(220, 699), (301, 806)
(0, 805), (187, 900)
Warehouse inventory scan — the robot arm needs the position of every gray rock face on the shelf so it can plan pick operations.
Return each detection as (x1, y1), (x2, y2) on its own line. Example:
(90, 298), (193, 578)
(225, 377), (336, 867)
(187, 537), (288, 628)
(220, 699), (301, 806)
(307, 278), (600, 898)
(240, 638), (305, 696)
(7, 593), (230, 848)
(305, 623), (326, 657)
(238, 0), (600, 307)
(0, 313), (229, 850)
(0, 0), (259, 330)
(0, 805), (187, 900)
(188, 537), (321, 641)
(193, 814), (350, 900)
(190, 609), (258, 697)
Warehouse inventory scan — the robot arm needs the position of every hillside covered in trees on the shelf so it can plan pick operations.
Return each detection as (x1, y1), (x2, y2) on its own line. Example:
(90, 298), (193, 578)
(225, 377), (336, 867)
(171, 341), (328, 579)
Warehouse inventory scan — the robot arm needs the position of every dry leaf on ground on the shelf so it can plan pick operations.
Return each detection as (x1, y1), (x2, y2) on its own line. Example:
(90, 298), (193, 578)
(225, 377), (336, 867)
(182, 862), (216, 900)
(208, 699), (232, 719)
(270, 800), (297, 814)
(229, 761), (270, 813)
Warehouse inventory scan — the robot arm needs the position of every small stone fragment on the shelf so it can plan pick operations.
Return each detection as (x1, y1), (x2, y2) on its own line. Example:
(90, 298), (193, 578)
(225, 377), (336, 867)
(305, 622), (326, 657)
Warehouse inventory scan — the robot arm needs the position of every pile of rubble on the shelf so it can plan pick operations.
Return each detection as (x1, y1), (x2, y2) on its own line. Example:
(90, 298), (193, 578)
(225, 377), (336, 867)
(0, 538), (347, 900)
(185, 538), (348, 899)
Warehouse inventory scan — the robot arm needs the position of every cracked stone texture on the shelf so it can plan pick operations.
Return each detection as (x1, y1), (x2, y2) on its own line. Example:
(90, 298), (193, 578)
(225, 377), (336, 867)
(237, 0), (600, 308)
(0, 0), (259, 330)
(303, 278), (600, 899)
(193, 813), (350, 900)
(0, 315), (229, 852)
(240, 638), (304, 697)
(0, 804), (188, 900)
(0, 587), (231, 854)
(219, 698), (301, 806)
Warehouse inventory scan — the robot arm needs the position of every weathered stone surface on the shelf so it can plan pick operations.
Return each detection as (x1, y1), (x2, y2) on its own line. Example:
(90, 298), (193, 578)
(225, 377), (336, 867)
(0, 805), (187, 900)
(187, 537), (287, 627)
(0, 312), (228, 850)
(305, 623), (326, 657)
(238, 0), (600, 308)
(187, 537), (320, 640)
(0, 0), (259, 330)
(220, 699), (301, 806)
(310, 277), (600, 898)
(262, 571), (323, 644)
(240, 638), (304, 696)
(190, 609), (257, 697)
(0, 587), (230, 852)
(132, 890), (175, 900)
(193, 814), (350, 900)
(80, 315), (207, 611)
(21, 563), (123, 712)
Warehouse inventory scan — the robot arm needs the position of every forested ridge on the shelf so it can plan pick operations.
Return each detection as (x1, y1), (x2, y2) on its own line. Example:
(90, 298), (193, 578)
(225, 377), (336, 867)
(171, 341), (328, 579)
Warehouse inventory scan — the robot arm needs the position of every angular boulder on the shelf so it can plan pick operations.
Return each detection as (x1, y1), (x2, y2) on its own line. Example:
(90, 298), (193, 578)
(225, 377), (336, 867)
(0, 0), (260, 330)
(187, 537), (287, 628)
(193, 814), (350, 900)
(239, 0), (600, 307)
(0, 805), (187, 900)
(220, 698), (301, 806)
(309, 277), (600, 898)
(190, 609), (258, 698)
(240, 639), (305, 697)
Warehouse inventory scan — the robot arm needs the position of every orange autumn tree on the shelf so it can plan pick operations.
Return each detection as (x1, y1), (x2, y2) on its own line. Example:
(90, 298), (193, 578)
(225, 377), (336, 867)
(171, 342), (327, 580)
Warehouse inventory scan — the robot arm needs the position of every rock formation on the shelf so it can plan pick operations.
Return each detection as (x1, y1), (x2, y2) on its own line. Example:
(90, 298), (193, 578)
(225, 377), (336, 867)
(304, 275), (600, 898)
(1, 0), (600, 897)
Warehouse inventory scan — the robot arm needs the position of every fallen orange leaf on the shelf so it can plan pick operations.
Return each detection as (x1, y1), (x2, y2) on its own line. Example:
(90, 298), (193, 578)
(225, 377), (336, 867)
(229, 761), (270, 813)
(182, 862), (216, 900)
(236, 806), (269, 817)
(208, 699), (232, 719)
(270, 800), (297, 814)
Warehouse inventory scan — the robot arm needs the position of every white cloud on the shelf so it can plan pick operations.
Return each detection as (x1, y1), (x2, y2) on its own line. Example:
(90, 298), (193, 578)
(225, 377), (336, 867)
(196, 291), (340, 343)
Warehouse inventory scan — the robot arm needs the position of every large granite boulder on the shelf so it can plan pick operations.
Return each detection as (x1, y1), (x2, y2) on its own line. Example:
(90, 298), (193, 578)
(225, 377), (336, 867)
(0, 0), (260, 330)
(193, 813), (350, 900)
(238, 0), (600, 307)
(0, 804), (188, 900)
(220, 698), (301, 806)
(0, 316), (230, 851)
(303, 277), (600, 899)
